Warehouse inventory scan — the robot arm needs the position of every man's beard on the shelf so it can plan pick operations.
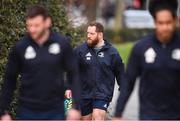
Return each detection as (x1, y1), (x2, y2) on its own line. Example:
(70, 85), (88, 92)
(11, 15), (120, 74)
(30, 29), (46, 41)
(87, 37), (99, 48)
(156, 30), (175, 43)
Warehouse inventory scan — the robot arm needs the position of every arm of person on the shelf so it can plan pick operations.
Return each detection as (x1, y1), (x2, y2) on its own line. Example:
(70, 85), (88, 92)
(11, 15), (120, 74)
(0, 46), (20, 120)
(64, 47), (82, 100)
(62, 40), (81, 119)
(114, 44), (142, 118)
(64, 71), (72, 99)
(112, 52), (125, 90)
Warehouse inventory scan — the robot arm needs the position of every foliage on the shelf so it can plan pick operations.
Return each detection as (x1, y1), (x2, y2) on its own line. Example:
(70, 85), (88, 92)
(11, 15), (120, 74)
(105, 29), (154, 43)
(115, 42), (134, 66)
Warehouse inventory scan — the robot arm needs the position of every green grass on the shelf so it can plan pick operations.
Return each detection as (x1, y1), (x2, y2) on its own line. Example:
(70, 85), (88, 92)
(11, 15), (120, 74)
(115, 42), (134, 65)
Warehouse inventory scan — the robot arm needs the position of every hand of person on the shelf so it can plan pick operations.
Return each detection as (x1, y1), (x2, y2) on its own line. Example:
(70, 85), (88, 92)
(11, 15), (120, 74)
(66, 108), (81, 121)
(1, 113), (12, 121)
(65, 90), (72, 99)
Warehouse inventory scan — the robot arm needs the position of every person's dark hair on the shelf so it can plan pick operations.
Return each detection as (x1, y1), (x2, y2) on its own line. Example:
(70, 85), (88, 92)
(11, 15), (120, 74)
(88, 22), (104, 33)
(26, 4), (49, 19)
(149, 0), (178, 19)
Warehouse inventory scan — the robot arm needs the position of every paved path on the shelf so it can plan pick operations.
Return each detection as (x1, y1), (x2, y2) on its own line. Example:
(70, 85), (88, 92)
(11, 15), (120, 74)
(106, 80), (139, 120)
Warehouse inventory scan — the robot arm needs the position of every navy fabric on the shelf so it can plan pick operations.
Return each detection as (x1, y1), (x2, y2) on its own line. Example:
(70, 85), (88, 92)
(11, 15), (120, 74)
(115, 32), (180, 120)
(81, 99), (93, 116)
(93, 99), (109, 111)
(0, 32), (81, 116)
(81, 99), (109, 116)
(17, 106), (65, 120)
(75, 41), (124, 102)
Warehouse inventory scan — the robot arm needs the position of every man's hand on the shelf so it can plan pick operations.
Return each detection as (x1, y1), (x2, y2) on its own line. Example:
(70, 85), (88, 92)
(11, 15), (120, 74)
(65, 90), (72, 99)
(66, 108), (81, 121)
(1, 114), (12, 121)
(112, 117), (123, 121)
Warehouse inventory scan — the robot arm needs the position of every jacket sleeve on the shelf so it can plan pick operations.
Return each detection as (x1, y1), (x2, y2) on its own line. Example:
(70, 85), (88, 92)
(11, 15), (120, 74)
(62, 41), (81, 110)
(0, 46), (20, 116)
(64, 48), (82, 91)
(115, 44), (141, 117)
(112, 53), (125, 90)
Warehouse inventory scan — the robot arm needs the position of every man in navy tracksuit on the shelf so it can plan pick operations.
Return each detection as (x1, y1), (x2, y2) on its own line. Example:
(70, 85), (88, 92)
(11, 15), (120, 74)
(75, 22), (124, 120)
(0, 5), (81, 120)
(114, 0), (180, 120)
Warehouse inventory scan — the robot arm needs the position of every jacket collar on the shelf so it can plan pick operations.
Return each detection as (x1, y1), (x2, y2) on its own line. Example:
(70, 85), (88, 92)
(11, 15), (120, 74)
(85, 39), (112, 51)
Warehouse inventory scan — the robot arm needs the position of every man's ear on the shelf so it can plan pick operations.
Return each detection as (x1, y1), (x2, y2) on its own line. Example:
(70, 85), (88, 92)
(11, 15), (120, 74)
(45, 17), (52, 28)
(98, 32), (103, 38)
(175, 16), (179, 26)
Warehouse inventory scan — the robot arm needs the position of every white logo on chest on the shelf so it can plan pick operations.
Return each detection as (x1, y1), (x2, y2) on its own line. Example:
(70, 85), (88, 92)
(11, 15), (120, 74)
(24, 46), (36, 59)
(172, 49), (180, 61)
(49, 43), (60, 54)
(144, 48), (156, 63)
(86, 52), (92, 60)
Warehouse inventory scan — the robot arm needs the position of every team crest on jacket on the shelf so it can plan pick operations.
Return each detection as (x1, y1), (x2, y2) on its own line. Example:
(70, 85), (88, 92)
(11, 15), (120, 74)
(49, 43), (61, 54)
(172, 49), (180, 61)
(144, 48), (156, 63)
(98, 52), (104, 58)
(86, 52), (92, 60)
(24, 46), (36, 59)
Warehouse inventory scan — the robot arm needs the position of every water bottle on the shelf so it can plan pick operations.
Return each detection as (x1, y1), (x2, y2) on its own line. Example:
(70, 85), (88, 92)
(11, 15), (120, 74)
(64, 98), (73, 115)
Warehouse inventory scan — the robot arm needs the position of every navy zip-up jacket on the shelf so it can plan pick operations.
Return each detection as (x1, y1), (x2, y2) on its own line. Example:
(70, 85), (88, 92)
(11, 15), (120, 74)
(75, 41), (124, 102)
(115, 32), (180, 120)
(0, 32), (81, 116)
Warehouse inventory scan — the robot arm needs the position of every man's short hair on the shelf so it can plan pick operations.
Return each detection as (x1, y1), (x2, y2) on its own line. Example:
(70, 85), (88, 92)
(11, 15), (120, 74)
(88, 22), (104, 33)
(26, 4), (49, 19)
(149, 0), (178, 18)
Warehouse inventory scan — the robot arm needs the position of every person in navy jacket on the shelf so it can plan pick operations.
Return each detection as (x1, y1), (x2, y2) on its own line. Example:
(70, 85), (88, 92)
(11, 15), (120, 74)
(0, 5), (81, 120)
(114, 0), (180, 120)
(73, 22), (124, 120)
